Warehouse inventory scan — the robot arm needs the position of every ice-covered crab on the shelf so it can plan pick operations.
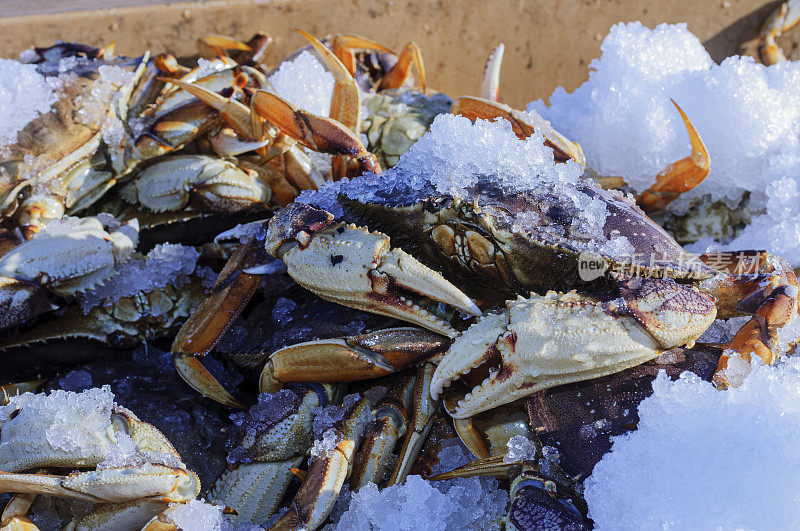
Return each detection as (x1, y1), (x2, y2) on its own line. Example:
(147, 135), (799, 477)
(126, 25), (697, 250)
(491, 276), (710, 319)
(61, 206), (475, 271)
(0, 387), (200, 530)
(175, 103), (799, 422)
(0, 214), (138, 330)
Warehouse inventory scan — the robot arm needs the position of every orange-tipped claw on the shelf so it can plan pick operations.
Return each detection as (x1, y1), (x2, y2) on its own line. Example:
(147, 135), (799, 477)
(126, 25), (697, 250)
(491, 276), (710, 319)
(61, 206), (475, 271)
(480, 44), (505, 103)
(198, 34), (253, 59)
(159, 78), (259, 141)
(758, 0), (800, 65)
(251, 90), (381, 177)
(331, 34), (395, 75)
(635, 99), (710, 214)
(295, 29), (361, 134)
(452, 96), (585, 167)
(379, 41), (426, 93)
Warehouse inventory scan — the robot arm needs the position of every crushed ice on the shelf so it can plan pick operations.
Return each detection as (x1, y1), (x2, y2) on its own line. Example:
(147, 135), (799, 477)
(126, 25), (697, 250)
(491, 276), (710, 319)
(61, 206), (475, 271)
(0, 58), (57, 145)
(585, 359), (800, 529)
(269, 51), (335, 117)
(530, 22), (800, 264)
(80, 243), (201, 313)
(330, 438), (508, 530)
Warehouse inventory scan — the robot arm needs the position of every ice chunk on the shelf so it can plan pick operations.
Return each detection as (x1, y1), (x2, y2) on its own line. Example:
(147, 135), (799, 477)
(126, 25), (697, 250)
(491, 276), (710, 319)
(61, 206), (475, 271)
(269, 51), (335, 117)
(169, 499), (225, 531)
(79, 243), (200, 313)
(98, 431), (182, 470)
(530, 22), (800, 264)
(0, 58), (57, 145)
(310, 427), (341, 459)
(332, 438), (507, 530)
(585, 359), (800, 529)
(312, 392), (361, 436)
(0, 387), (115, 463)
(58, 370), (93, 392)
(503, 435), (537, 463)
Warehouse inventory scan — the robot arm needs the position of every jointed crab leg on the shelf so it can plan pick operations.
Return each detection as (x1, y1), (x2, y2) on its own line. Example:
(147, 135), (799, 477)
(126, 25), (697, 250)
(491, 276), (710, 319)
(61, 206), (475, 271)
(260, 327), (450, 393)
(759, 0), (800, 65)
(451, 96), (586, 167)
(250, 91), (382, 177)
(386, 362), (439, 486)
(1, 491), (37, 530)
(296, 30), (362, 135)
(331, 34), (394, 75)
(172, 242), (267, 408)
(197, 34), (253, 59)
(270, 397), (372, 530)
(635, 99), (710, 214)
(0, 381), (44, 407)
(378, 42), (427, 92)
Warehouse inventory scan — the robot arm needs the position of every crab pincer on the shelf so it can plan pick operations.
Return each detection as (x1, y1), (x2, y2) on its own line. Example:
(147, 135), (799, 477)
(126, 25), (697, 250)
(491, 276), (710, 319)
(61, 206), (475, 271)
(263, 202), (481, 338)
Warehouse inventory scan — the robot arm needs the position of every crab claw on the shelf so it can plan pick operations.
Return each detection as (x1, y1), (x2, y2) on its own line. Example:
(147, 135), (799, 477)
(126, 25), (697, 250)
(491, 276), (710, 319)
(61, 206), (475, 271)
(635, 99), (710, 214)
(451, 96), (585, 167)
(265, 203), (480, 338)
(758, 0), (800, 65)
(431, 291), (679, 418)
(197, 34), (252, 59)
(480, 44), (505, 103)
(260, 327), (449, 393)
(250, 90), (381, 176)
(0, 381), (44, 406)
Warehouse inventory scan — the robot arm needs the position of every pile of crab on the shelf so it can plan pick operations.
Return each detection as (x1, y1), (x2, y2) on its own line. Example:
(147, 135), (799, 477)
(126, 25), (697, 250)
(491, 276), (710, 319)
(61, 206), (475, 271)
(1, 3), (800, 529)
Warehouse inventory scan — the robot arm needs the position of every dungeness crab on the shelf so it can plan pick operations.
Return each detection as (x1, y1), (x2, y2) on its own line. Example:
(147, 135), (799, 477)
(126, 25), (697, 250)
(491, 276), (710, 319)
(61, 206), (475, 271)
(175, 102), (799, 416)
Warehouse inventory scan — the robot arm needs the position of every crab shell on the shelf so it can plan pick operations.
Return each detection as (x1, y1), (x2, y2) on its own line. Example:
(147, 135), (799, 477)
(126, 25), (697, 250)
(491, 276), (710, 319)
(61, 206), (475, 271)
(336, 182), (716, 301)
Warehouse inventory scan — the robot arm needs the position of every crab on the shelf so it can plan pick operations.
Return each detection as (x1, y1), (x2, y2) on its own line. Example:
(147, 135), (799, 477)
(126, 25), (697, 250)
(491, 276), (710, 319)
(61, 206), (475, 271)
(0, 40), (289, 238)
(0, 214), (139, 330)
(174, 78), (799, 406)
(0, 387), (200, 530)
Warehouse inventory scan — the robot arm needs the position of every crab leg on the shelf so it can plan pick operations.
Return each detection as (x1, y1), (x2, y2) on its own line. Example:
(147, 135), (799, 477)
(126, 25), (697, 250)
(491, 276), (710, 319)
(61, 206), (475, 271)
(172, 241), (269, 408)
(451, 96), (586, 167)
(387, 362), (439, 485)
(710, 269), (799, 389)
(210, 386), (329, 524)
(480, 44), (505, 103)
(0, 466), (197, 504)
(260, 327), (450, 393)
(296, 30), (362, 134)
(378, 42), (427, 92)
(635, 100), (710, 214)
(250, 90), (381, 177)
(269, 397), (372, 530)
(264, 203), (480, 338)
(197, 34), (253, 59)
(759, 0), (800, 65)
(0, 492), (36, 531)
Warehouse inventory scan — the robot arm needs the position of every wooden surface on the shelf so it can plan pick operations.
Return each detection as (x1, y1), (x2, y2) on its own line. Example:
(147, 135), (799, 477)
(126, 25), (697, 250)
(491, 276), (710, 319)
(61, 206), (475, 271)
(0, 0), (795, 109)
